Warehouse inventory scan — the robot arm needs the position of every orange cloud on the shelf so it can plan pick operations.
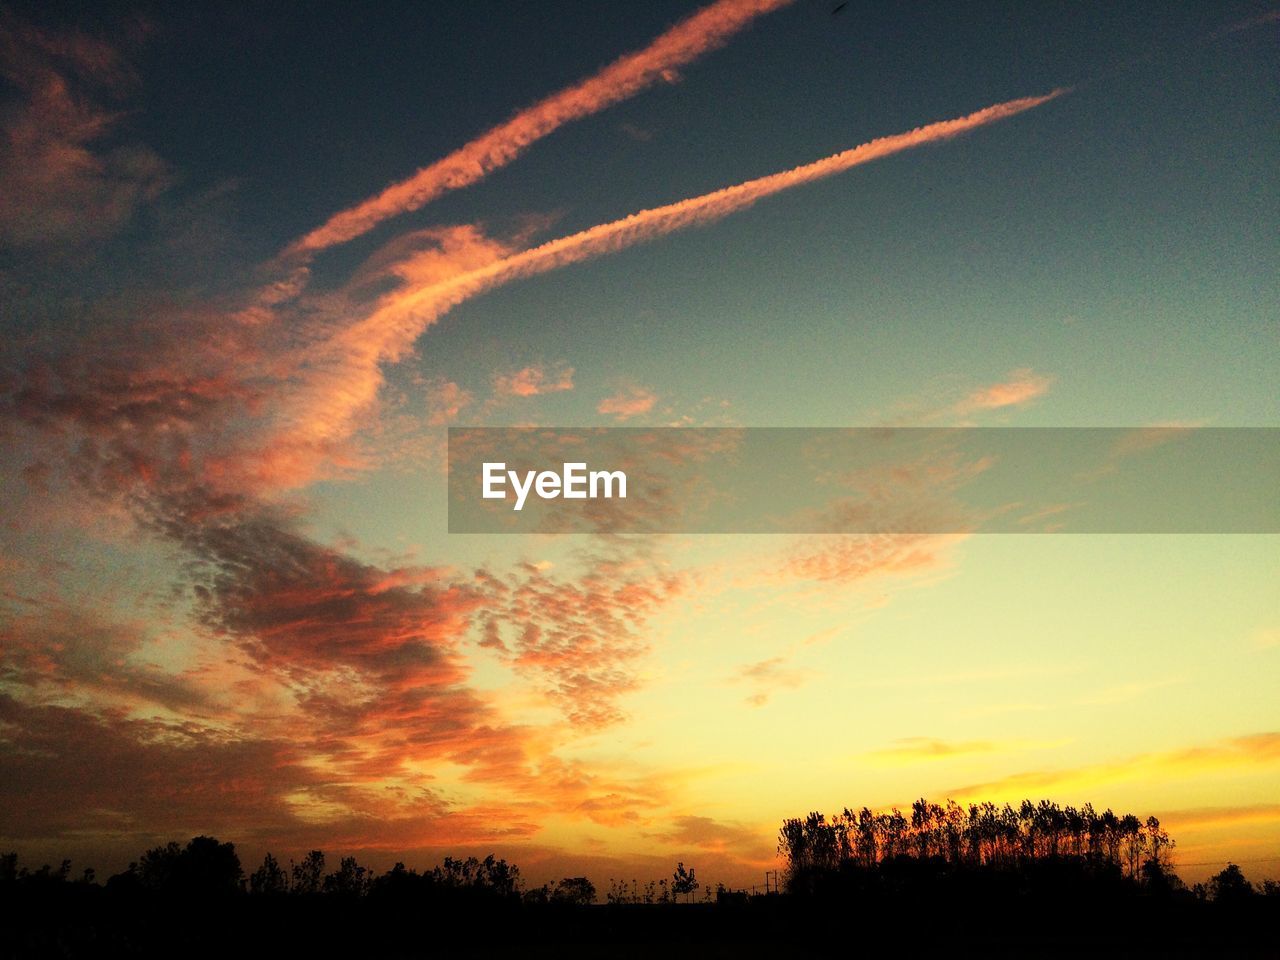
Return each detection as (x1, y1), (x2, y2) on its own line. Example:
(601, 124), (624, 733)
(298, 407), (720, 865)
(474, 542), (686, 727)
(492, 364), (575, 398)
(780, 532), (954, 584)
(0, 484), (696, 852)
(948, 731), (1280, 799)
(423, 379), (472, 426)
(955, 368), (1054, 415)
(652, 815), (772, 860)
(597, 384), (658, 420)
(871, 737), (1000, 761)
(362, 89), (1065, 344)
(1161, 804), (1280, 833)
(283, 0), (796, 258)
(257, 91), (1064, 494)
(349, 224), (516, 293)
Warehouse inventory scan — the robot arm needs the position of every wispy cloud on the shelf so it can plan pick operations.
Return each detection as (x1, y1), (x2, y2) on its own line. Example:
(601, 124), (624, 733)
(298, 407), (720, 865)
(868, 737), (1070, 764)
(1074, 421), (1208, 483)
(1251, 627), (1280, 651)
(369, 89), (1066, 338)
(1206, 8), (1280, 40)
(870, 737), (1000, 761)
(474, 541), (685, 728)
(878, 368), (1056, 425)
(423, 378), (472, 425)
(948, 731), (1280, 798)
(953, 367), (1054, 416)
(779, 533), (955, 585)
(1161, 803), (1280, 832)
(734, 655), (810, 707)
(597, 384), (658, 420)
(294, 91), (1067, 488)
(652, 814), (772, 861)
(0, 15), (168, 249)
(1074, 677), (1185, 706)
(282, 0), (797, 258)
(492, 363), (575, 398)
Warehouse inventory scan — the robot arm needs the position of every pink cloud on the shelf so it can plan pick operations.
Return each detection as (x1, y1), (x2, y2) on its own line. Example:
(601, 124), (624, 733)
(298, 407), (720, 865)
(955, 368), (1054, 414)
(249, 92), (1062, 493)
(492, 363), (575, 398)
(597, 385), (657, 420)
(474, 544), (686, 728)
(283, 0), (797, 258)
(781, 533), (952, 584)
(332, 91), (1063, 462)
(423, 379), (472, 425)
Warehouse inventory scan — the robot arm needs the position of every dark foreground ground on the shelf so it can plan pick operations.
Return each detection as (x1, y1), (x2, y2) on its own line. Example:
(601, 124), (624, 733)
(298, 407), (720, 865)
(3, 886), (1278, 959)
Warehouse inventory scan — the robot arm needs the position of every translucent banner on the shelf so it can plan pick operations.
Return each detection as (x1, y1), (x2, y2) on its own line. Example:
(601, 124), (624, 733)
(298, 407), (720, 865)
(447, 428), (1280, 534)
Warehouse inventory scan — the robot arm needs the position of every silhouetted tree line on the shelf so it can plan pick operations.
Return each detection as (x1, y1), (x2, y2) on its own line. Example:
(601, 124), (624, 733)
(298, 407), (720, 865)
(0, 839), (607, 958)
(768, 798), (1280, 954)
(778, 798), (1180, 888)
(2, 812), (1277, 958)
(43, 837), (590, 907)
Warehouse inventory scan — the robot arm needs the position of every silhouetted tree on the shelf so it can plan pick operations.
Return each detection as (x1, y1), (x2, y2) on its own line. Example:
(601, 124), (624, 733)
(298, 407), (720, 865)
(134, 837), (241, 895)
(523, 882), (551, 905)
(291, 850), (326, 895)
(551, 877), (596, 905)
(369, 861), (425, 900)
(249, 853), (288, 895)
(430, 855), (522, 900)
(135, 842), (182, 890)
(1140, 857), (1183, 895)
(1208, 863), (1254, 901)
(672, 862), (698, 903)
(323, 856), (370, 897)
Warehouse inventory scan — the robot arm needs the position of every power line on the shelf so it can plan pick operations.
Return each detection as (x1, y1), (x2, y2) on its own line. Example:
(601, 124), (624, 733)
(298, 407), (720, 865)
(1178, 856), (1280, 866)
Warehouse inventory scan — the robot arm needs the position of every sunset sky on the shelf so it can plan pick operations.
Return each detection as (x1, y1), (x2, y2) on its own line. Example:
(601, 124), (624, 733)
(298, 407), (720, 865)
(1, 0), (1277, 891)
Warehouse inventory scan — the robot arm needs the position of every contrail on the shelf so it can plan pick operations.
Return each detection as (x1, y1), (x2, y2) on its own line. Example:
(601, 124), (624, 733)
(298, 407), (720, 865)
(260, 90), (1067, 483)
(357, 89), (1068, 357)
(282, 0), (795, 259)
